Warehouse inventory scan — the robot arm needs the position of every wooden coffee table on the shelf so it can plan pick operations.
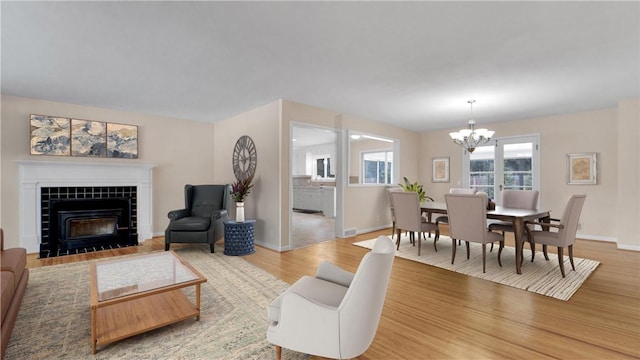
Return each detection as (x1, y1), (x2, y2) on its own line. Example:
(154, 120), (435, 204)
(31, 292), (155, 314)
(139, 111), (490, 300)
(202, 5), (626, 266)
(89, 251), (207, 354)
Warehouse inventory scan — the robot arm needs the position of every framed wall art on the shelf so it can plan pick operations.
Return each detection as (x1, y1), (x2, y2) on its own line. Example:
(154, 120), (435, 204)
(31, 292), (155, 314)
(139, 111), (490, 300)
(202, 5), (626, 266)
(29, 114), (139, 159)
(30, 114), (71, 156)
(71, 119), (107, 157)
(432, 157), (450, 183)
(567, 152), (597, 185)
(107, 123), (138, 158)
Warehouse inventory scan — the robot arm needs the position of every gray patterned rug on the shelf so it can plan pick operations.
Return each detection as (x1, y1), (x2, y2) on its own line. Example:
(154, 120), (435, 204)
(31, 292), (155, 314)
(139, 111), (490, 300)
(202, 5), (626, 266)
(355, 234), (600, 301)
(5, 245), (307, 360)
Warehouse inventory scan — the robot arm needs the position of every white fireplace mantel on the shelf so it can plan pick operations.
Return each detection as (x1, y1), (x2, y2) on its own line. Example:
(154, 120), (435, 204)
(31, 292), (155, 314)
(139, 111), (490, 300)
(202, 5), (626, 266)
(17, 160), (156, 253)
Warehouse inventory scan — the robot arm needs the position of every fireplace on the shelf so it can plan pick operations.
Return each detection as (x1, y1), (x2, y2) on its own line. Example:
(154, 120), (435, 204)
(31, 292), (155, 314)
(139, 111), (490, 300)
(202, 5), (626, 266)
(17, 161), (155, 255)
(40, 186), (138, 257)
(61, 210), (119, 244)
(50, 196), (135, 253)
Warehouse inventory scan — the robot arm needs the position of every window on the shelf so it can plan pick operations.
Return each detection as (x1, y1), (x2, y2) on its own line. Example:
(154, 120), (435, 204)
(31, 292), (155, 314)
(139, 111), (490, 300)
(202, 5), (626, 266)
(469, 147), (496, 199)
(362, 151), (393, 184)
(464, 135), (539, 205)
(313, 155), (334, 179)
(348, 131), (397, 185)
(503, 143), (533, 191)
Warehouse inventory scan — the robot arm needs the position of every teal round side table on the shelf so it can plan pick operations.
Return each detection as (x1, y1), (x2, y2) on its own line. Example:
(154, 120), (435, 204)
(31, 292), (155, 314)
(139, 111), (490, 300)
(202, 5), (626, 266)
(223, 219), (256, 256)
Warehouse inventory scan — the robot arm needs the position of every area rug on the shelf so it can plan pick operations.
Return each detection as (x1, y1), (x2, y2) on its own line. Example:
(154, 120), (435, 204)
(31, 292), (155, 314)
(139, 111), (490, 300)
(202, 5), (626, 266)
(354, 234), (599, 301)
(5, 245), (308, 360)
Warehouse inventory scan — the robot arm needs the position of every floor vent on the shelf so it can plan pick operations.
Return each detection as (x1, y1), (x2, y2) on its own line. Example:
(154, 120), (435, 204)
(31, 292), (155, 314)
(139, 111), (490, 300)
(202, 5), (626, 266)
(343, 228), (357, 237)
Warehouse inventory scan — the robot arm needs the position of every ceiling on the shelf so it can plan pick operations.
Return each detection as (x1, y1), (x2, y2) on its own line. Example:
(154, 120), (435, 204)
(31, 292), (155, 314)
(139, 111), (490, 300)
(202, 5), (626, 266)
(292, 126), (337, 149)
(2, 2), (638, 132)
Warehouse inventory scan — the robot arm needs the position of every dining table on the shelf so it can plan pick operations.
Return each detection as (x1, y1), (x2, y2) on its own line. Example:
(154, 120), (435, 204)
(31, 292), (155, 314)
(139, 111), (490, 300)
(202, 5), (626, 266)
(420, 201), (550, 274)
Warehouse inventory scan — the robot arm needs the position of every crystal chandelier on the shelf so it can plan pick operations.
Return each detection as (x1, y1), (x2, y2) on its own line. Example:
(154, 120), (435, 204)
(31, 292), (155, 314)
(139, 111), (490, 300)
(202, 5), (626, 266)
(449, 100), (494, 153)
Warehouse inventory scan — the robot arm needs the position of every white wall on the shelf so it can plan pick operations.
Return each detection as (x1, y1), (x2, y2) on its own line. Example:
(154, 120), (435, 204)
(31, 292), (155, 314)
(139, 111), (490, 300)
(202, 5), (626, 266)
(420, 102), (639, 249)
(1, 95), (216, 249)
(2, 95), (637, 251)
(616, 98), (640, 250)
(212, 100), (282, 250)
(291, 147), (307, 175)
(340, 113), (420, 234)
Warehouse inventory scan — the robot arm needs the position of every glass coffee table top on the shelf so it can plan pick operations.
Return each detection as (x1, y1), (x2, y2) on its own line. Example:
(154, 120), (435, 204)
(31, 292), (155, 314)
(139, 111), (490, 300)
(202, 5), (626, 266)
(94, 251), (200, 301)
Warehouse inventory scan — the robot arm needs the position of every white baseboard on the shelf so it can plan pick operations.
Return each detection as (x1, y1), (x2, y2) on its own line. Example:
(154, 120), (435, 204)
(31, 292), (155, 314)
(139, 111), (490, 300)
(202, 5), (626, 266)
(255, 240), (291, 252)
(353, 224), (391, 236)
(616, 244), (640, 251)
(150, 229), (639, 252)
(567, 234), (640, 251)
(577, 234), (616, 242)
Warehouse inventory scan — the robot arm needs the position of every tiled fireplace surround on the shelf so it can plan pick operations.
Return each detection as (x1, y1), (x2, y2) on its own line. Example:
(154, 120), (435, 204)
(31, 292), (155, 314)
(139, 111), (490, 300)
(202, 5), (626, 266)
(17, 161), (155, 256)
(40, 186), (137, 257)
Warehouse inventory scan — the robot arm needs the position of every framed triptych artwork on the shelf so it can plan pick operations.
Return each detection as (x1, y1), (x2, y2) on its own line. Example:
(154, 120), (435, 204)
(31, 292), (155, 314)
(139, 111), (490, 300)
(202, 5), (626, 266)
(30, 114), (71, 156)
(107, 123), (138, 159)
(29, 114), (138, 159)
(71, 119), (107, 157)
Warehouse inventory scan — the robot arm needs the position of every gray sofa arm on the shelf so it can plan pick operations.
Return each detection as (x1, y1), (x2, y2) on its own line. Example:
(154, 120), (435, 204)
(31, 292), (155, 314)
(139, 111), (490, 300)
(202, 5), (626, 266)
(168, 209), (189, 221)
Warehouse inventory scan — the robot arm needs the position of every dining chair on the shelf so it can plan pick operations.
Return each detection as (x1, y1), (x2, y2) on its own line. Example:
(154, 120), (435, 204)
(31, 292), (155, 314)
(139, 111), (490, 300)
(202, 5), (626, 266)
(488, 190), (539, 259)
(391, 191), (439, 256)
(386, 187), (404, 240)
(435, 188), (477, 226)
(445, 193), (504, 273)
(435, 188), (477, 246)
(525, 194), (586, 278)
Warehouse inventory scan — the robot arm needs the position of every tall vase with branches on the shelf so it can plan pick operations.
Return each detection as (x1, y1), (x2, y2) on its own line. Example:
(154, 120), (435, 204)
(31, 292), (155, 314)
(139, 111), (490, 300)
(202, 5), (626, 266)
(231, 177), (254, 222)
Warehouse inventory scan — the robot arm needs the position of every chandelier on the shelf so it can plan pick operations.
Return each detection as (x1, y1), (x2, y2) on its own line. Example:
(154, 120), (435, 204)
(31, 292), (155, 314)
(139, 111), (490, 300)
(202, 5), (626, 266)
(449, 100), (494, 153)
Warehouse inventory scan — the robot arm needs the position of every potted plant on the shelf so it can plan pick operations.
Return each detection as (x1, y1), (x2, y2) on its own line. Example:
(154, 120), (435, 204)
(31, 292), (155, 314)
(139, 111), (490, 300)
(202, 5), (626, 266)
(398, 177), (434, 202)
(231, 177), (254, 222)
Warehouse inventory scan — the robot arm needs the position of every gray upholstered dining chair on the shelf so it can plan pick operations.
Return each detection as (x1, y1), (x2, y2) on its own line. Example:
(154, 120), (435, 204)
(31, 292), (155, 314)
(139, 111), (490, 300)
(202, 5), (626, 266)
(525, 194), (586, 278)
(267, 235), (395, 360)
(488, 190), (539, 259)
(165, 184), (230, 253)
(445, 193), (504, 273)
(386, 187), (404, 240)
(391, 191), (439, 256)
(435, 188), (477, 245)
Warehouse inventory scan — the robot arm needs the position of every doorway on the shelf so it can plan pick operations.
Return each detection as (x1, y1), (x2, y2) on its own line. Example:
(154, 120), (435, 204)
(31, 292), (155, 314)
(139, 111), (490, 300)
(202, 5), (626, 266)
(462, 134), (540, 205)
(290, 124), (339, 249)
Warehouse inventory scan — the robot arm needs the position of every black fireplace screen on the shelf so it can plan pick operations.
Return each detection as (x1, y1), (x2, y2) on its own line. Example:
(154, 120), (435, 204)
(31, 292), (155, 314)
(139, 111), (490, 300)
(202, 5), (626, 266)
(68, 216), (118, 238)
(58, 209), (122, 250)
(50, 198), (133, 251)
(40, 186), (138, 258)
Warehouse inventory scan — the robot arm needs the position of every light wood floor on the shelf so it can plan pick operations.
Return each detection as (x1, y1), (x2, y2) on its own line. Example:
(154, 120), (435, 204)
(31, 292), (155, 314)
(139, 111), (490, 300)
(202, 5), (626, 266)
(291, 211), (335, 249)
(26, 228), (640, 359)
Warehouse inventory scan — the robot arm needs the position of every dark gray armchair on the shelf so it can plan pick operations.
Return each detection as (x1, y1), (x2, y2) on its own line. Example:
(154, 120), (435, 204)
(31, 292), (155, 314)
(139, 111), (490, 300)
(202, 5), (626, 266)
(165, 184), (231, 253)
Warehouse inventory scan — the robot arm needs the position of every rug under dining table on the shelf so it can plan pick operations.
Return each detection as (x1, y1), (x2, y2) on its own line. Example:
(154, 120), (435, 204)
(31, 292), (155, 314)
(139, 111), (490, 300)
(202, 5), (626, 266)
(354, 234), (600, 301)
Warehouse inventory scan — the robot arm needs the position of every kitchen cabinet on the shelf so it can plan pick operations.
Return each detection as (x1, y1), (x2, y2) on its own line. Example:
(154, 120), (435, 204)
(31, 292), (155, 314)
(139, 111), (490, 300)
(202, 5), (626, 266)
(320, 187), (336, 218)
(293, 186), (335, 218)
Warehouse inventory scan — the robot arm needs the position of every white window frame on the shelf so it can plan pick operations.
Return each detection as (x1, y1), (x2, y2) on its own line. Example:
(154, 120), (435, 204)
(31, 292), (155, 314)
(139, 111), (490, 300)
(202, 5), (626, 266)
(312, 153), (334, 180)
(462, 134), (540, 205)
(361, 150), (393, 185)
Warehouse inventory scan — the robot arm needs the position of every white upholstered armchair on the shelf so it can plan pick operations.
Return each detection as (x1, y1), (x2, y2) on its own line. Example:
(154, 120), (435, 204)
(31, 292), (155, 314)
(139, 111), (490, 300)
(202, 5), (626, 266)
(266, 235), (395, 359)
